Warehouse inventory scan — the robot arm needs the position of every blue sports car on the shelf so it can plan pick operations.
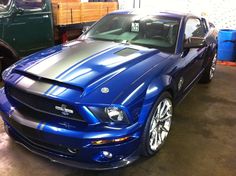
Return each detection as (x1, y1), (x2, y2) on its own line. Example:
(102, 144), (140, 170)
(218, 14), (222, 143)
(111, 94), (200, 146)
(0, 10), (217, 170)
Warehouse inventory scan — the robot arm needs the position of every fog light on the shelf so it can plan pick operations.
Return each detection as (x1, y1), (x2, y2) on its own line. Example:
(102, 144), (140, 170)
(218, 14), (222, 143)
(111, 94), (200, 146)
(102, 151), (113, 159)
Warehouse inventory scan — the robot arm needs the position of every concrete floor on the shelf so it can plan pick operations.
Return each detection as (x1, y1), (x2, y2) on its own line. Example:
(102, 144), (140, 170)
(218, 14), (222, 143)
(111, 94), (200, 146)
(0, 65), (236, 176)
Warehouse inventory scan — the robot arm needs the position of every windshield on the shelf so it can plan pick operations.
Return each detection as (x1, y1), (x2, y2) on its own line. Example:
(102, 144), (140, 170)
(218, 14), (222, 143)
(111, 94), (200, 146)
(84, 14), (180, 53)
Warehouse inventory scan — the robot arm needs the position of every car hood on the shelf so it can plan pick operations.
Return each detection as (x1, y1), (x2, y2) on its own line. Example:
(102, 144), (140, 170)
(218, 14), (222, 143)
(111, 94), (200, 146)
(10, 40), (158, 87)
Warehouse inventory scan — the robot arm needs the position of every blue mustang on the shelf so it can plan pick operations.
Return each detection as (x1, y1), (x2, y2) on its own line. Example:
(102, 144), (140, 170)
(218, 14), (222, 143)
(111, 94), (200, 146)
(0, 10), (217, 170)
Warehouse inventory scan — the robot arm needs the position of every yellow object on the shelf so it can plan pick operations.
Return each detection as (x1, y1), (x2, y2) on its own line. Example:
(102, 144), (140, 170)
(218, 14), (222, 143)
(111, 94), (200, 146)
(52, 1), (118, 26)
(92, 137), (130, 146)
(51, 0), (81, 3)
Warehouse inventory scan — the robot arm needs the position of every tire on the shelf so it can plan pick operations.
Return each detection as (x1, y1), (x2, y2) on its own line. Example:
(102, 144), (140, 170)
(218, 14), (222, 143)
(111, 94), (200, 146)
(141, 92), (173, 157)
(199, 52), (217, 84)
(0, 55), (4, 76)
(0, 48), (17, 80)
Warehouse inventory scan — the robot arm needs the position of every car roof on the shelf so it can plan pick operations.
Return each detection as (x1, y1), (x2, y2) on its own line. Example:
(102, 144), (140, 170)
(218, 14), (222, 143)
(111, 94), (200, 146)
(110, 9), (199, 19)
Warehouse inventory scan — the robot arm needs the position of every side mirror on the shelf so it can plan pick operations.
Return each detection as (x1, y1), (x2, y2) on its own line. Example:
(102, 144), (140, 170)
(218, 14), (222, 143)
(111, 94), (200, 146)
(82, 26), (90, 33)
(184, 37), (207, 49)
(17, 7), (24, 14)
(13, 6), (24, 15)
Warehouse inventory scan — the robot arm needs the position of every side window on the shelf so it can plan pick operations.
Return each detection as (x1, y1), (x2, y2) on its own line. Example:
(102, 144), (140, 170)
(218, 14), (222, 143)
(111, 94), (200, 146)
(15, 0), (44, 10)
(185, 18), (206, 39)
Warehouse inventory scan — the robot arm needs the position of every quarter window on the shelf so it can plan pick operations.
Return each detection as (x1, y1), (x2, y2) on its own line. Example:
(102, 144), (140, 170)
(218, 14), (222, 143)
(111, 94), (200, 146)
(185, 18), (206, 39)
(15, 0), (44, 10)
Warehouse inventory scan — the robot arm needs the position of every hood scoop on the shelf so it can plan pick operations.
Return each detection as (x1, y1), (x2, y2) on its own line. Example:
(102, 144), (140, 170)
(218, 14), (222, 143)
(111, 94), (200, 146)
(115, 48), (139, 57)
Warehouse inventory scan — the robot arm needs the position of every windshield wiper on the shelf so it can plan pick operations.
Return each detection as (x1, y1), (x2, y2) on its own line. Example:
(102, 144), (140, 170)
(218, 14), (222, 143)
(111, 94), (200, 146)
(89, 37), (131, 44)
(88, 37), (114, 42)
(129, 42), (157, 49)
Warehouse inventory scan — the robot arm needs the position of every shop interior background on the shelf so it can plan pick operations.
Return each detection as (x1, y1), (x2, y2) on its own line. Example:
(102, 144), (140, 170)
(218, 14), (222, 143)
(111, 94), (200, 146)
(118, 0), (236, 29)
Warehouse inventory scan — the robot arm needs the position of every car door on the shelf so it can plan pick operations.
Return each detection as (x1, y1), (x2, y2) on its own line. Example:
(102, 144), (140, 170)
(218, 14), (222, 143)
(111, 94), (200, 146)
(0, 5), (4, 40)
(180, 17), (207, 93)
(0, 0), (11, 72)
(3, 0), (54, 57)
(0, 0), (11, 39)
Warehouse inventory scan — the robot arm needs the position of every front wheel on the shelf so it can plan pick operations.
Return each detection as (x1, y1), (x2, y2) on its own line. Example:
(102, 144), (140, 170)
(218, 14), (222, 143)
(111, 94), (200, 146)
(141, 92), (173, 156)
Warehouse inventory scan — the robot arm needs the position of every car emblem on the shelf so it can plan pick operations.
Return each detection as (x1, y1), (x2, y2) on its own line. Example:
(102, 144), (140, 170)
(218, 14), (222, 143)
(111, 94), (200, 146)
(178, 77), (184, 91)
(55, 104), (74, 116)
(101, 87), (109, 94)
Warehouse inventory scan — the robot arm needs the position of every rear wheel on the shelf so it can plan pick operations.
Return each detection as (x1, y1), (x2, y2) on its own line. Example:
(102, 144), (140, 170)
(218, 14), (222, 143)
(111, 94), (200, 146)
(141, 92), (173, 156)
(0, 48), (17, 80)
(199, 53), (217, 84)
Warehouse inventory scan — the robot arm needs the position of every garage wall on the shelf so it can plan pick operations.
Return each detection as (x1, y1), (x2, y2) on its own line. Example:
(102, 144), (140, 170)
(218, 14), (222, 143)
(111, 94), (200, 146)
(118, 0), (236, 30)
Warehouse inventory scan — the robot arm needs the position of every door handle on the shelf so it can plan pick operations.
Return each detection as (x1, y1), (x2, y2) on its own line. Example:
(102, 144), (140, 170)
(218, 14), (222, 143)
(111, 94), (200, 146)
(42, 15), (49, 18)
(29, 15), (48, 20)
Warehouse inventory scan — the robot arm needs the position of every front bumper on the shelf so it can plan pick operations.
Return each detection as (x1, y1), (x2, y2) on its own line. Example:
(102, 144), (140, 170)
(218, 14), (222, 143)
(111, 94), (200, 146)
(0, 88), (141, 170)
(3, 121), (139, 170)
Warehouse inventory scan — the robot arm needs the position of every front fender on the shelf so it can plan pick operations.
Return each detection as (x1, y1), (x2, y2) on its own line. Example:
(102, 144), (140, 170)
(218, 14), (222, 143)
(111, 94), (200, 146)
(110, 74), (173, 125)
(138, 75), (173, 125)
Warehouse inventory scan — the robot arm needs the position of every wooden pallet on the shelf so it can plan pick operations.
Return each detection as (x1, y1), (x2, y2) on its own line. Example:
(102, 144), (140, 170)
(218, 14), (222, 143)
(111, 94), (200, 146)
(51, 0), (80, 3)
(52, 2), (118, 26)
(52, 3), (81, 25)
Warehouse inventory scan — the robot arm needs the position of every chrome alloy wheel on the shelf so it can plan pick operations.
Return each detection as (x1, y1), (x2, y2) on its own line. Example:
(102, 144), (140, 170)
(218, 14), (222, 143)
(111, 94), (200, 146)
(149, 98), (173, 151)
(210, 56), (217, 80)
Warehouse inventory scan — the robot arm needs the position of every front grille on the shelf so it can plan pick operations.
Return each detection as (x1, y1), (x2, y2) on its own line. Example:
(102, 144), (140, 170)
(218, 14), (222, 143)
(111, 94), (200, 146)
(5, 85), (84, 122)
(9, 117), (72, 156)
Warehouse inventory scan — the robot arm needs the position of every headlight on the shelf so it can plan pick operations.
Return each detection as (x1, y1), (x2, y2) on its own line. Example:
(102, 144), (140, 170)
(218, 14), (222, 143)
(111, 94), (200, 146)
(105, 107), (124, 122)
(88, 106), (129, 124)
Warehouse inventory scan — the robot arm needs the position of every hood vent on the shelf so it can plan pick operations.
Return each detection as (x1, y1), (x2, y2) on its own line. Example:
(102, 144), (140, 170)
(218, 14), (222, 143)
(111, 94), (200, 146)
(115, 48), (139, 57)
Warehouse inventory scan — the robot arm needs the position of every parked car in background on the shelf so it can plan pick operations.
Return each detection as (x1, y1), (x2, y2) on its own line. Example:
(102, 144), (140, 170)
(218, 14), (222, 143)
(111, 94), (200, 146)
(0, 0), (118, 75)
(0, 10), (217, 170)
